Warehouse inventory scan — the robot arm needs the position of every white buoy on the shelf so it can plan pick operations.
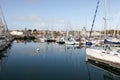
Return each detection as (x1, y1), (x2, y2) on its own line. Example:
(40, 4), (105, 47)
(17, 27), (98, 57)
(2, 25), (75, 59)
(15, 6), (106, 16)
(36, 48), (40, 51)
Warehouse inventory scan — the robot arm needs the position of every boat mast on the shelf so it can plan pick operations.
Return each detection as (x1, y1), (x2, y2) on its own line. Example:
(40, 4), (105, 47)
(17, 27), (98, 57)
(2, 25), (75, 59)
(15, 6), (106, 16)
(113, 24), (118, 38)
(113, 17), (120, 38)
(89, 0), (100, 40)
(0, 5), (9, 34)
(66, 23), (69, 40)
(103, 0), (107, 38)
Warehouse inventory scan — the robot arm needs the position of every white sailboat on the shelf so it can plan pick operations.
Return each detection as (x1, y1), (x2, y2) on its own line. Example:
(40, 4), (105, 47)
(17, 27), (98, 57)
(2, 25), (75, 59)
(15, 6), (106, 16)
(86, 0), (120, 69)
(104, 20), (120, 46)
(45, 26), (56, 42)
(56, 37), (65, 44)
(0, 5), (12, 51)
(86, 47), (120, 68)
(65, 34), (79, 45)
(104, 31), (120, 46)
(65, 24), (79, 45)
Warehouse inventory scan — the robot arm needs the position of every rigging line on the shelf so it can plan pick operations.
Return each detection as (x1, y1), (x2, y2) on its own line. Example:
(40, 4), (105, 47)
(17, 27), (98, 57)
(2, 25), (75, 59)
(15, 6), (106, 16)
(89, 0), (100, 39)
(104, 0), (107, 38)
(0, 5), (8, 33)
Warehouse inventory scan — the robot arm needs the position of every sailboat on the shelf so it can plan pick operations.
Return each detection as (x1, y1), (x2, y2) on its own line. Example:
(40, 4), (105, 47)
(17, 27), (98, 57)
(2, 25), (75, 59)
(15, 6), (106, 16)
(104, 38), (120, 45)
(64, 24), (79, 45)
(86, 0), (100, 47)
(56, 37), (65, 44)
(86, 0), (120, 69)
(0, 5), (13, 51)
(65, 33), (80, 45)
(45, 27), (56, 42)
(104, 30), (120, 46)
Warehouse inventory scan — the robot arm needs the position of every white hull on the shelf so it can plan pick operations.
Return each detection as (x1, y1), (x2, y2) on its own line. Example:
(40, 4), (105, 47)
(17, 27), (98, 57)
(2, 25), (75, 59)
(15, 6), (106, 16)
(39, 38), (45, 42)
(86, 48), (120, 69)
(65, 41), (75, 45)
(65, 41), (79, 45)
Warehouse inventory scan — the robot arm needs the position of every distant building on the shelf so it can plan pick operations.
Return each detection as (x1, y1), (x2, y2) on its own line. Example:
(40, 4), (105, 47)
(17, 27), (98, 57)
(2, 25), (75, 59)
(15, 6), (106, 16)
(10, 30), (24, 36)
(80, 27), (87, 38)
(80, 27), (102, 38)
(86, 31), (101, 37)
(23, 28), (31, 37)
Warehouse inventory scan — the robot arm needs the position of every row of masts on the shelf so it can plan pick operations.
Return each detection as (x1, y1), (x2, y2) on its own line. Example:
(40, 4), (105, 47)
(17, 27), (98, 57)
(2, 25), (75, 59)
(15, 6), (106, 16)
(86, 0), (120, 71)
(0, 5), (13, 51)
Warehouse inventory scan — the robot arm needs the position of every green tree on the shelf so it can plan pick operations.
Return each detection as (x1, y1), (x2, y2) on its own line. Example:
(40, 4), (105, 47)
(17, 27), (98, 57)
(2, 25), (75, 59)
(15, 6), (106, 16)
(28, 29), (32, 32)
(33, 29), (37, 32)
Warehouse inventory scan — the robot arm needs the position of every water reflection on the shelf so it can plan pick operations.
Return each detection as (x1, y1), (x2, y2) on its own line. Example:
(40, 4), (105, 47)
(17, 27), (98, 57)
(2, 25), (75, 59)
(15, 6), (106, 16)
(0, 46), (11, 73)
(14, 40), (36, 44)
(0, 40), (120, 80)
(86, 61), (120, 80)
(0, 52), (5, 60)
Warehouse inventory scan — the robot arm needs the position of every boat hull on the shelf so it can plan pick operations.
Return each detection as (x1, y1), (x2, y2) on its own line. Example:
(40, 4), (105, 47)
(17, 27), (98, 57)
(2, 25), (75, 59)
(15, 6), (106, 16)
(57, 41), (65, 44)
(45, 39), (56, 42)
(86, 48), (120, 69)
(104, 39), (120, 45)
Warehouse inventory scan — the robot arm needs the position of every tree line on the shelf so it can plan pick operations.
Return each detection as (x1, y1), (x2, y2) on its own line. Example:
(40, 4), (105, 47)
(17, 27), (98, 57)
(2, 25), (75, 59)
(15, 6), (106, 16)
(101, 29), (120, 35)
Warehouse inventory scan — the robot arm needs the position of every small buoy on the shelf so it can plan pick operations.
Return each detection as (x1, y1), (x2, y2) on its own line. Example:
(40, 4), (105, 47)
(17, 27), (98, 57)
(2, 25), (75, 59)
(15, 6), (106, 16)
(36, 48), (40, 51)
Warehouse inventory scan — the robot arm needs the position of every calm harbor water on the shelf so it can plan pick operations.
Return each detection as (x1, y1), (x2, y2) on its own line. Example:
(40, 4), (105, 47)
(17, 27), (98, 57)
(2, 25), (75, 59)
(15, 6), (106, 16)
(0, 41), (120, 80)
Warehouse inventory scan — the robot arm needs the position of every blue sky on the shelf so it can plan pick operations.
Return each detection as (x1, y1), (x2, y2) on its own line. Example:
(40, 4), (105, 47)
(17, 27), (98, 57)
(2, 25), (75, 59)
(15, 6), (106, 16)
(0, 0), (120, 30)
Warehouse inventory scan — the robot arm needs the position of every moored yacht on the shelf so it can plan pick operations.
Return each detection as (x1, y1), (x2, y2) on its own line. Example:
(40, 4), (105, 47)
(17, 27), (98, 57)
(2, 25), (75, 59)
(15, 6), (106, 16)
(86, 46), (120, 69)
(45, 37), (56, 42)
(56, 37), (65, 44)
(65, 37), (79, 45)
(86, 0), (120, 69)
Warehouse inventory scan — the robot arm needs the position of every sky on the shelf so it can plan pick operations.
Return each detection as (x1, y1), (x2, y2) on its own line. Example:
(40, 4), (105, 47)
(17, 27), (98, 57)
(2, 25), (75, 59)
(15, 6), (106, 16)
(0, 0), (120, 31)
